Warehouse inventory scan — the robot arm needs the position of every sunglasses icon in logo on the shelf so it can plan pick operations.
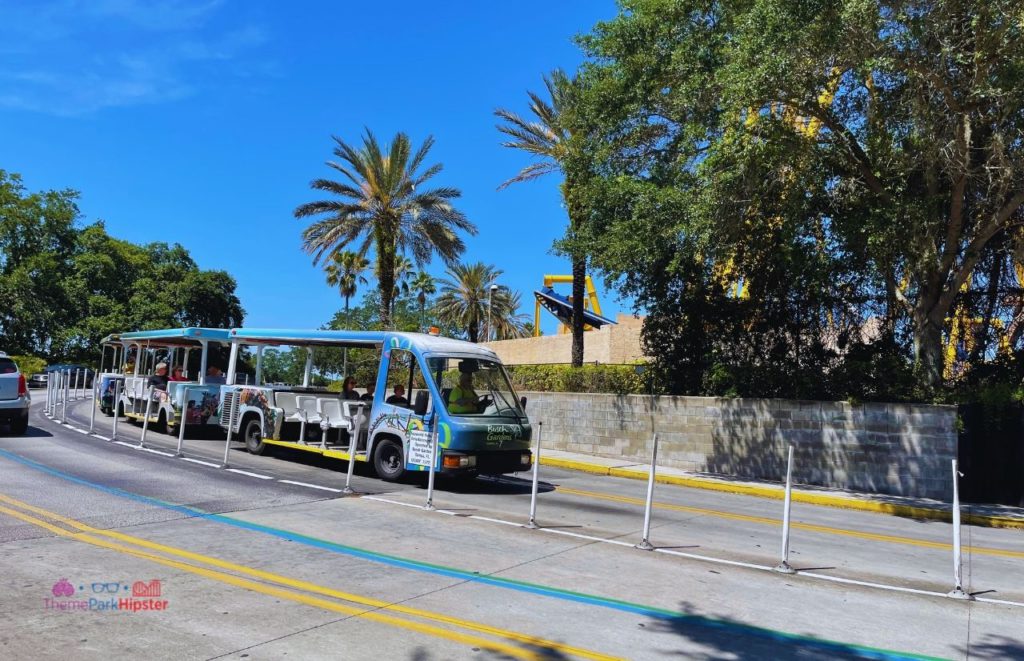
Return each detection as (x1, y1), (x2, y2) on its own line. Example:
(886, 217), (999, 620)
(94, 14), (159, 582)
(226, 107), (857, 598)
(52, 578), (75, 597)
(91, 582), (121, 593)
(132, 579), (161, 597)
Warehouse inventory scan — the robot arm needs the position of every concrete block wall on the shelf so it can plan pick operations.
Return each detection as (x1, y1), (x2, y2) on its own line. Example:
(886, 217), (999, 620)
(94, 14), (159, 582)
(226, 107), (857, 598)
(522, 392), (957, 501)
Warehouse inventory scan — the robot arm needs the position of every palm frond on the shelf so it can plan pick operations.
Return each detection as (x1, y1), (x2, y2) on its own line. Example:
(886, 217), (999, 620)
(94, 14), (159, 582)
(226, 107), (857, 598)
(497, 161), (559, 190)
(309, 178), (364, 199)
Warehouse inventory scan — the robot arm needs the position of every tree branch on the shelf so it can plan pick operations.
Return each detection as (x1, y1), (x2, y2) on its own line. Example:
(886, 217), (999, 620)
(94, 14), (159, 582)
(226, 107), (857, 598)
(938, 114), (972, 277)
(796, 102), (892, 202)
(937, 191), (1024, 313)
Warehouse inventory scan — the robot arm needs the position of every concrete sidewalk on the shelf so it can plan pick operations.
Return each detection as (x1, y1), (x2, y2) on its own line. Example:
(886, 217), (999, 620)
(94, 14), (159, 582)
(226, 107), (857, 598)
(538, 449), (1024, 530)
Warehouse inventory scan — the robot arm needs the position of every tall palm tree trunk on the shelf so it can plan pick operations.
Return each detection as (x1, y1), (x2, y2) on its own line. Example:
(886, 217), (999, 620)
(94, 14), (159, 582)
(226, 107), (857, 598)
(377, 228), (396, 329)
(571, 254), (586, 367)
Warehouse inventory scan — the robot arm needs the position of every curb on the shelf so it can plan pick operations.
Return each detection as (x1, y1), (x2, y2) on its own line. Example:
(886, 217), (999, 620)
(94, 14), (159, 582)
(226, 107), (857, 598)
(539, 456), (1024, 531)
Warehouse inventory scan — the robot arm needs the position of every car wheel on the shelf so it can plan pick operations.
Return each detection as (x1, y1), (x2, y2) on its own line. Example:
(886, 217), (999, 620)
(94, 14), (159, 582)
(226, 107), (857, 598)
(11, 413), (28, 435)
(373, 438), (405, 482)
(244, 418), (266, 455)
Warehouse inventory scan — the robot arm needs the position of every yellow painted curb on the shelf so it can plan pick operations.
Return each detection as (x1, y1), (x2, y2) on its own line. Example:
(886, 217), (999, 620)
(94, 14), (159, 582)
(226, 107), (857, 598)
(539, 456), (1024, 531)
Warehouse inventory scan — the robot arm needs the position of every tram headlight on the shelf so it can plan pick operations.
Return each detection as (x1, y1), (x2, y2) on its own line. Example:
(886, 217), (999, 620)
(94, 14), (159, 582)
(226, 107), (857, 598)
(442, 454), (476, 469)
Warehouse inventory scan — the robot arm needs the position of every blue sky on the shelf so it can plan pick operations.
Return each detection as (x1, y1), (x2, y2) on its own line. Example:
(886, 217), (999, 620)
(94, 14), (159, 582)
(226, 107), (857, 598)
(0, 0), (627, 334)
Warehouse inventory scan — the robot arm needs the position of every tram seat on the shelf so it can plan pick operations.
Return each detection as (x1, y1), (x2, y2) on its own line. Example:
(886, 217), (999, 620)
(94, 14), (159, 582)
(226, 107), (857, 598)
(317, 399), (351, 432)
(296, 396), (322, 426)
(275, 391), (300, 417)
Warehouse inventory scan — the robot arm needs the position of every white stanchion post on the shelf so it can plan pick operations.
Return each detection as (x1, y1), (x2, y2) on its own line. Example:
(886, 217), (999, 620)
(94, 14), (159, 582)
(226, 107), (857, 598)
(425, 422), (439, 510)
(947, 459), (974, 600)
(343, 421), (358, 495)
(774, 443), (797, 574)
(44, 374), (51, 416)
(76, 369), (83, 400)
(88, 377), (98, 433)
(636, 433), (659, 550)
(61, 370), (69, 424)
(111, 381), (121, 441)
(527, 421), (543, 529)
(175, 387), (189, 457)
(138, 387), (153, 448)
(221, 396), (235, 468)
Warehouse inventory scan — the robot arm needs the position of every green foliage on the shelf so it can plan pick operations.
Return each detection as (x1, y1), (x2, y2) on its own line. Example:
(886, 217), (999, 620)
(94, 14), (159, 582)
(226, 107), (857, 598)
(295, 130), (477, 329)
(496, 69), (590, 367)
(9, 355), (47, 375)
(434, 262), (528, 342)
(0, 169), (245, 362)
(568, 0), (1024, 397)
(507, 363), (648, 395)
(324, 250), (370, 308)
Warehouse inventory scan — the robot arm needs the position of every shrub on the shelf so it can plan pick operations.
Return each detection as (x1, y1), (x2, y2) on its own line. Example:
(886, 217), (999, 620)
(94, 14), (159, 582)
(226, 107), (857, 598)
(506, 363), (650, 395)
(10, 355), (47, 376)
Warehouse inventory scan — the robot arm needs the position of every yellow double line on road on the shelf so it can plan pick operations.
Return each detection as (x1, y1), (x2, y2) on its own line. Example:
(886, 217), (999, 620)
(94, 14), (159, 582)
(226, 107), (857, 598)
(0, 493), (618, 660)
(553, 486), (1024, 560)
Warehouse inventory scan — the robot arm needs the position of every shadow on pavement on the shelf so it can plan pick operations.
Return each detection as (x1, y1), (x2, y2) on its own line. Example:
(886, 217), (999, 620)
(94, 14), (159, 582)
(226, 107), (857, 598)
(647, 600), (921, 659)
(0, 424), (54, 438)
(957, 634), (1024, 660)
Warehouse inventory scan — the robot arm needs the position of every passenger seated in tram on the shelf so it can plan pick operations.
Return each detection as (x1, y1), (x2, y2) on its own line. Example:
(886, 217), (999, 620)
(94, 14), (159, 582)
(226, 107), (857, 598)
(170, 366), (187, 382)
(341, 377), (360, 401)
(385, 385), (409, 407)
(148, 363), (170, 392)
(205, 366), (226, 384)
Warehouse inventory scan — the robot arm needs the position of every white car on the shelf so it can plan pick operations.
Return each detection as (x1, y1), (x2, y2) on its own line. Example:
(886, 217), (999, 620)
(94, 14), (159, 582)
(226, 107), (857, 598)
(0, 353), (30, 434)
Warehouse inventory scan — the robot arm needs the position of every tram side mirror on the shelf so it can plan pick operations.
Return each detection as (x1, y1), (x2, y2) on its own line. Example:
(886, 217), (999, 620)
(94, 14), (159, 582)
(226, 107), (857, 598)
(414, 391), (429, 416)
(520, 396), (527, 409)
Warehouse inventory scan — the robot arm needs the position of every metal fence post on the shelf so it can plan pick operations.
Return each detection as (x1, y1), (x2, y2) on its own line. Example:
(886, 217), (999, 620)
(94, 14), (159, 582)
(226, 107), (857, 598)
(527, 421), (543, 529)
(424, 422), (439, 510)
(221, 396), (235, 468)
(636, 432), (659, 550)
(111, 380), (121, 441)
(61, 370), (69, 424)
(76, 369), (83, 400)
(44, 374), (51, 416)
(947, 459), (974, 600)
(175, 387), (189, 457)
(138, 387), (153, 448)
(88, 376), (98, 433)
(774, 442), (797, 574)
(343, 421), (358, 495)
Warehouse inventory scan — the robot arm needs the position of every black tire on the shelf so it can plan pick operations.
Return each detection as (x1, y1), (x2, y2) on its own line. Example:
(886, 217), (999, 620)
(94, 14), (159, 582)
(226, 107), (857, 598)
(244, 417), (266, 455)
(373, 438), (405, 482)
(154, 409), (168, 434)
(116, 401), (125, 418)
(11, 413), (28, 435)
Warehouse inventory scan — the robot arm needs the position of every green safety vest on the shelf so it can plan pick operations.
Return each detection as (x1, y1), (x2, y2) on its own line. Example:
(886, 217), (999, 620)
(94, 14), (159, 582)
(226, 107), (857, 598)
(449, 385), (477, 414)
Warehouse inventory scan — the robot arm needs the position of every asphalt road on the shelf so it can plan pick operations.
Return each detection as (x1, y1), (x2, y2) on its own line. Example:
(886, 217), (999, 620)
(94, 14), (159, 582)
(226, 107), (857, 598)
(0, 395), (1021, 660)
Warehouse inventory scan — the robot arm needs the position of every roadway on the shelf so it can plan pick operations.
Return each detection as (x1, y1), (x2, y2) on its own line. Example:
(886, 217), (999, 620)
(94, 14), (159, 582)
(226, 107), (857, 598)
(0, 395), (1020, 659)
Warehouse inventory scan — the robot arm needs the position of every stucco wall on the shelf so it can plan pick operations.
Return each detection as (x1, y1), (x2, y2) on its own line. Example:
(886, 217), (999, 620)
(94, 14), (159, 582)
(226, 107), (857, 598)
(484, 314), (647, 365)
(522, 391), (957, 501)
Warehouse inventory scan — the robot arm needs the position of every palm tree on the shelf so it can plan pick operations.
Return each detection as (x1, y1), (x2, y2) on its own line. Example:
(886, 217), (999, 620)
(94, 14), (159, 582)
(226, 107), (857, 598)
(410, 271), (436, 330)
(376, 254), (415, 299)
(435, 262), (526, 343)
(296, 130), (477, 328)
(324, 251), (369, 321)
(496, 69), (588, 366)
(492, 289), (529, 340)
